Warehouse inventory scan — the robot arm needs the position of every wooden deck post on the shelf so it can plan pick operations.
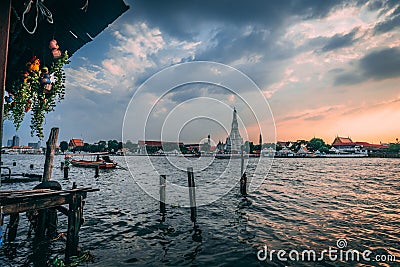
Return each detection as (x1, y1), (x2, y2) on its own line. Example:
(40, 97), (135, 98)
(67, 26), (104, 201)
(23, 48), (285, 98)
(0, 0), (11, 165)
(159, 175), (166, 214)
(187, 167), (197, 223)
(66, 193), (83, 263)
(8, 214), (19, 241)
(43, 128), (59, 182)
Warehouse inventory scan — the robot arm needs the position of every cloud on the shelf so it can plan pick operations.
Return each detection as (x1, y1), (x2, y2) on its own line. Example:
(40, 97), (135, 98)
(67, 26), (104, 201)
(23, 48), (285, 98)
(127, 0), (347, 39)
(9, 0), (400, 145)
(360, 47), (400, 80)
(321, 28), (360, 51)
(334, 72), (364, 85)
(374, 14), (400, 34)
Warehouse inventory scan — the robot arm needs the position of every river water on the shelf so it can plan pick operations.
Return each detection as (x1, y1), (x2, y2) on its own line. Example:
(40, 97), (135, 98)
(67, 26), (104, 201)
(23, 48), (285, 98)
(0, 155), (399, 266)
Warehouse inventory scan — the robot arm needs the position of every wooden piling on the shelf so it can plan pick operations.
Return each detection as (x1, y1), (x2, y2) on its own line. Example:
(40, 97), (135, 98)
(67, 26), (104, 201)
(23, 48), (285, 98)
(64, 166), (69, 179)
(1, 187), (98, 261)
(42, 128), (59, 182)
(30, 164), (34, 170)
(66, 194), (83, 262)
(61, 162), (65, 170)
(159, 175), (166, 214)
(8, 213), (19, 241)
(240, 145), (244, 176)
(240, 172), (247, 196)
(95, 166), (99, 178)
(12, 162), (16, 167)
(187, 167), (197, 222)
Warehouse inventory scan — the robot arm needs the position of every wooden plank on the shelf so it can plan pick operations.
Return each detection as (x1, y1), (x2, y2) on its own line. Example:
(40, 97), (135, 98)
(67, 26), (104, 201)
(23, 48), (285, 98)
(0, 187), (98, 200)
(0, 187), (97, 195)
(2, 195), (69, 214)
(0, 189), (52, 195)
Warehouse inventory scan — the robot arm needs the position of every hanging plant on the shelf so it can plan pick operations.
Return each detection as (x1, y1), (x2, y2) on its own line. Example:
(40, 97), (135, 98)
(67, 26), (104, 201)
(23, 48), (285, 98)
(4, 39), (70, 139)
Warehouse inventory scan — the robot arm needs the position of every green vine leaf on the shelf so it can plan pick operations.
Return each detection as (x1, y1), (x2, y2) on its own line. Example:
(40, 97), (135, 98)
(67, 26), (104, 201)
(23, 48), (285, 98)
(4, 51), (70, 139)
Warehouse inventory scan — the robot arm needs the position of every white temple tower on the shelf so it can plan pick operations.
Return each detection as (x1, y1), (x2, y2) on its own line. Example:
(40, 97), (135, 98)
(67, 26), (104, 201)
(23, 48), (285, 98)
(225, 108), (243, 153)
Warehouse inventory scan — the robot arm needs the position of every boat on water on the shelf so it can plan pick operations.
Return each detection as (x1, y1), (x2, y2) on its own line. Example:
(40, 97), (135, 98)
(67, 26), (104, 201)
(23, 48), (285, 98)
(66, 153), (118, 169)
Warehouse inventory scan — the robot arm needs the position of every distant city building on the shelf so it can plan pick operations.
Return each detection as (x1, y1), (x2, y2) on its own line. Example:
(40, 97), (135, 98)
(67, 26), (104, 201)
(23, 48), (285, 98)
(7, 139), (13, 147)
(225, 108), (243, 154)
(28, 141), (41, 149)
(12, 135), (20, 147)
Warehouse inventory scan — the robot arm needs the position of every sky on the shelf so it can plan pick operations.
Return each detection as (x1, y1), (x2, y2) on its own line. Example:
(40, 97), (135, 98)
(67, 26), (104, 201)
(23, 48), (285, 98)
(4, 0), (400, 146)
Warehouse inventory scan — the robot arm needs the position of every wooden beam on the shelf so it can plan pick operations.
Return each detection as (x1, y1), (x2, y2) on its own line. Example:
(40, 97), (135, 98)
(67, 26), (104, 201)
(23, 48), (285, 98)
(0, 0), (11, 164)
(2, 195), (69, 214)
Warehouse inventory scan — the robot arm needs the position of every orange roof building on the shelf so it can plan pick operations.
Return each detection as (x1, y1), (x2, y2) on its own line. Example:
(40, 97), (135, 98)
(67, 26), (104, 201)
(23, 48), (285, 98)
(332, 136), (388, 150)
(69, 139), (84, 148)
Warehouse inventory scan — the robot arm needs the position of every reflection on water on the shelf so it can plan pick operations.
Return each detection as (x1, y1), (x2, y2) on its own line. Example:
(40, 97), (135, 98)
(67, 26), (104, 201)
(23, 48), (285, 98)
(0, 155), (399, 266)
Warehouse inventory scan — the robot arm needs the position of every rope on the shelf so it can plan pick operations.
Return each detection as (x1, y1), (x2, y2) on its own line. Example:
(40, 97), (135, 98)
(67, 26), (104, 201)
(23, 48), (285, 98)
(80, 0), (89, 12)
(50, 232), (66, 242)
(22, 0), (53, 35)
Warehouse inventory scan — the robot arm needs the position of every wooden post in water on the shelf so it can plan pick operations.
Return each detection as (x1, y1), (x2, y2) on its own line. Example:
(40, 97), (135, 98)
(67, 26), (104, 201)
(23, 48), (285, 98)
(61, 162), (65, 170)
(66, 194), (83, 263)
(64, 166), (69, 179)
(159, 175), (166, 214)
(95, 166), (99, 178)
(240, 172), (247, 196)
(240, 145), (247, 196)
(42, 128), (59, 182)
(240, 145), (244, 176)
(187, 167), (197, 223)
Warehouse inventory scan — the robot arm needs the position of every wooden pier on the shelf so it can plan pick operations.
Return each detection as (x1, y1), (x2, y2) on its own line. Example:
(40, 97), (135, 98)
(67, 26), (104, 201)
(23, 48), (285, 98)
(0, 187), (99, 262)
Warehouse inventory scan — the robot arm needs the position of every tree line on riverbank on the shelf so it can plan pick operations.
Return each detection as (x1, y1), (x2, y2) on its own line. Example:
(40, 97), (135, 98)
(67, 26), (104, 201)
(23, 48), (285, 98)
(58, 138), (400, 155)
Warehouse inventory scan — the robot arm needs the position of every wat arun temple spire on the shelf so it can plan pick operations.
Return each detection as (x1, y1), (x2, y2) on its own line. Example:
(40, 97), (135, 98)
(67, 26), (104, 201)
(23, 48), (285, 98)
(225, 107), (243, 153)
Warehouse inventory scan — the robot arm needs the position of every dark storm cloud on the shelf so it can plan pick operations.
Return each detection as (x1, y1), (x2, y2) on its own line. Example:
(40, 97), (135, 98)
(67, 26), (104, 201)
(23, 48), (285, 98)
(321, 28), (360, 52)
(373, 0), (400, 34)
(366, 0), (384, 11)
(334, 47), (400, 85)
(127, 0), (348, 39)
(167, 84), (205, 103)
(328, 68), (345, 74)
(360, 47), (400, 80)
(334, 73), (364, 86)
(374, 13), (400, 34)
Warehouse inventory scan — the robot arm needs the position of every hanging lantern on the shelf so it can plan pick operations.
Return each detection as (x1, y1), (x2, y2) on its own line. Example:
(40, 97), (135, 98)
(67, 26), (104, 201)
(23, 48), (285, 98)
(49, 39), (62, 59)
